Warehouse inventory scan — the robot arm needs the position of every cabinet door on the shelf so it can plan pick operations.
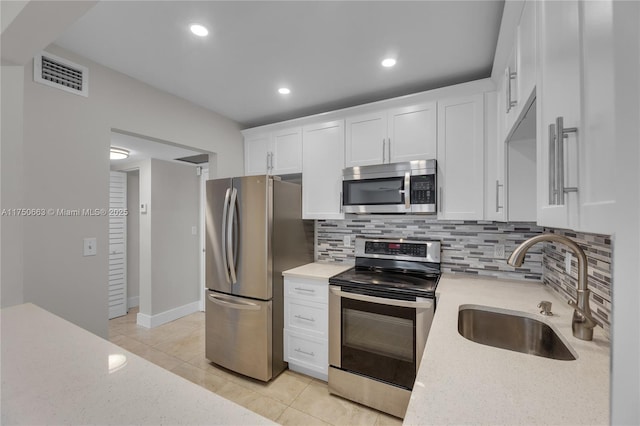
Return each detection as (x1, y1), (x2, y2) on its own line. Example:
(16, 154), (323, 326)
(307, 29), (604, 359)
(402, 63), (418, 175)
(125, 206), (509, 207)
(484, 91), (506, 221)
(345, 112), (387, 167)
(504, 46), (519, 136)
(271, 127), (302, 175)
(302, 120), (345, 219)
(388, 102), (437, 163)
(437, 94), (485, 220)
(577, 0), (615, 234)
(244, 134), (270, 176)
(537, 0), (581, 229)
(517, 0), (536, 109)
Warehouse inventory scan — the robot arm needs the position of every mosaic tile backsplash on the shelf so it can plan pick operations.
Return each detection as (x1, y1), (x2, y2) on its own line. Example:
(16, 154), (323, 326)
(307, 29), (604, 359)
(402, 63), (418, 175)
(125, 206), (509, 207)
(315, 217), (613, 336)
(542, 228), (612, 336)
(316, 217), (545, 281)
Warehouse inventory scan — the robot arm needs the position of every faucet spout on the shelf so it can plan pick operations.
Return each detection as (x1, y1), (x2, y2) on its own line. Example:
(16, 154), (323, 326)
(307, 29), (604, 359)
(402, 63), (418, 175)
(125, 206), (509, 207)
(507, 233), (597, 341)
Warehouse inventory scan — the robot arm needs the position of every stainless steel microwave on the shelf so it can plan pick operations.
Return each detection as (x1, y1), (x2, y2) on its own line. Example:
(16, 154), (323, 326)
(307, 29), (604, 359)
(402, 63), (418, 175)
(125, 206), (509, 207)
(342, 160), (437, 214)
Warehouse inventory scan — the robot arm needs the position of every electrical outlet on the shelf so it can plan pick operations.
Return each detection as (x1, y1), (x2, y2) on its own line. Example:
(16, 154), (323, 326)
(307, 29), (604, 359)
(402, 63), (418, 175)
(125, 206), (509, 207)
(83, 237), (97, 256)
(494, 244), (505, 259)
(565, 252), (572, 274)
(343, 235), (351, 247)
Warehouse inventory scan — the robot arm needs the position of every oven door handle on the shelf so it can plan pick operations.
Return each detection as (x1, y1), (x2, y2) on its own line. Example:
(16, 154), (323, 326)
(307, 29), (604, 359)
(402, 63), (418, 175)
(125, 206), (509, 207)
(329, 287), (434, 309)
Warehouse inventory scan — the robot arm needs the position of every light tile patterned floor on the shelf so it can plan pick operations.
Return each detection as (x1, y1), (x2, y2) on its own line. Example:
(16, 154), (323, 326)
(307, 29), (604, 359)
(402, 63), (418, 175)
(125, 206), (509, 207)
(109, 307), (403, 426)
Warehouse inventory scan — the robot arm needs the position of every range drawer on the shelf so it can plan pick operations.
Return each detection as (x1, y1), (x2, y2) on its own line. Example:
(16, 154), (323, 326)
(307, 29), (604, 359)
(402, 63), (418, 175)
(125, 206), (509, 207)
(284, 329), (327, 375)
(284, 277), (328, 304)
(285, 298), (328, 337)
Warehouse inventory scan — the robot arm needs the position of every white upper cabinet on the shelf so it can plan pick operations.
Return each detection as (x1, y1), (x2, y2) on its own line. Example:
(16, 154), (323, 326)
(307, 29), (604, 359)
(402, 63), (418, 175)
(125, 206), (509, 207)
(500, 0), (537, 144)
(575, 0), (616, 235)
(345, 112), (387, 167)
(437, 93), (485, 220)
(484, 91), (507, 222)
(517, 0), (536, 109)
(302, 120), (345, 220)
(244, 127), (302, 176)
(345, 102), (437, 167)
(271, 128), (303, 175)
(536, 0), (581, 230)
(244, 134), (271, 176)
(388, 103), (438, 163)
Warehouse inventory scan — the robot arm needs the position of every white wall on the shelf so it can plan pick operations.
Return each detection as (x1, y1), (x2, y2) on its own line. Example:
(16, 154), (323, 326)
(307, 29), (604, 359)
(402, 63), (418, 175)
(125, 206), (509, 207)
(126, 170), (139, 307)
(0, 66), (25, 308)
(17, 45), (242, 337)
(611, 1), (640, 423)
(149, 159), (200, 315)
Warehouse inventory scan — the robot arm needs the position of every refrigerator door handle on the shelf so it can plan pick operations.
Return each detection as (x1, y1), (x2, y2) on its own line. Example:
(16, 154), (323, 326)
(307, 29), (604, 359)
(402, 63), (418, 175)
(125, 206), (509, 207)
(208, 293), (261, 311)
(227, 187), (238, 284)
(221, 188), (231, 283)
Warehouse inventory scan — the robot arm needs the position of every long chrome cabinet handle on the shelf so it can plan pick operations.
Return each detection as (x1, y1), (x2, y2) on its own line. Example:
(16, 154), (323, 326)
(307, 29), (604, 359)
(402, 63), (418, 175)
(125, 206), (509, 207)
(387, 137), (391, 162)
(221, 188), (231, 283)
(495, 180), (503, 212)
(294, 348), (315, 357)
(294, 314), (315, 322)
(207, 293), (260, 310)
(556, 116), (578, 205)
(548, 123), (557, 205)
(330, 286), (434, 309)
(227, 188), (238, 284)
(382, 139), (386, 163)
(438, 187), (443, 213)
(294, 287), (315, 293)
(505, 66), (517, 113)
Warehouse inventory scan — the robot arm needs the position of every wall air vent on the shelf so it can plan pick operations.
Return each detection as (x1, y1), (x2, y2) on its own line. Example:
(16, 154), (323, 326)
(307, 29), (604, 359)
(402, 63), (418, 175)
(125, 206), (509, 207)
(33, 52), (88, 97)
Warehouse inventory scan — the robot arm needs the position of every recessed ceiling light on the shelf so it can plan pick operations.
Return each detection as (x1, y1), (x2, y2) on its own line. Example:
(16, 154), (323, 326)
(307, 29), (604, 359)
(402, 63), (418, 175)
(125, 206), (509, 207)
(190, 24), (209, 37)
(278, 87), (291, 95)
(381, 58), (397, 68)
(110, 147), (129, 160)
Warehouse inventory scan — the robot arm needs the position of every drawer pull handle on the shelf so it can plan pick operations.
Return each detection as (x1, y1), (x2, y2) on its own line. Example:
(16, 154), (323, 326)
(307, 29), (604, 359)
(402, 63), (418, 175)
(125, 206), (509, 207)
(294, 314), (315, 322)
(294, 287), (315, 293)
(294, 348), (315, 357)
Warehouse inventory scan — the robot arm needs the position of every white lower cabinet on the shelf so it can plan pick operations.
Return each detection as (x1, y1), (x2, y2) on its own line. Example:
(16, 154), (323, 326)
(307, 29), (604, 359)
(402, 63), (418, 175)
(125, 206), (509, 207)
(283, 276), (329, 381)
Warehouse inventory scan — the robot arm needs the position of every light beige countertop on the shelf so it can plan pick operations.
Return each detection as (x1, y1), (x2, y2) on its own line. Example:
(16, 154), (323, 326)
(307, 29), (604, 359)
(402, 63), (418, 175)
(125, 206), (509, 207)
(282, 261), (353, 280)
(404, 274), (610, 425)
(1, 303), (274, 425)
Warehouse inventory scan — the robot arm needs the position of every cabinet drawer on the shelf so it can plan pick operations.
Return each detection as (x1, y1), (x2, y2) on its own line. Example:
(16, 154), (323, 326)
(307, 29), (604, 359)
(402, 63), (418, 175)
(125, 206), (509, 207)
(284, 277), (328, 304)
(285, 299), (328, 337)
(284, 330), (327, 375)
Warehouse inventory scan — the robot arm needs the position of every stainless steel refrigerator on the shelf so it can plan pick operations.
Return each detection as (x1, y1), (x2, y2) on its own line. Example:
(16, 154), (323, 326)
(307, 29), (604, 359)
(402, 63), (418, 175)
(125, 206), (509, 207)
(205, 175), (313, 381)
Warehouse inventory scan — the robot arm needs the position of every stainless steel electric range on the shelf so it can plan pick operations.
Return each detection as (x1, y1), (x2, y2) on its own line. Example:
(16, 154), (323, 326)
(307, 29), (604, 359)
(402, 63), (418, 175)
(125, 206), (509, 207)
(328, 237), (441, 419)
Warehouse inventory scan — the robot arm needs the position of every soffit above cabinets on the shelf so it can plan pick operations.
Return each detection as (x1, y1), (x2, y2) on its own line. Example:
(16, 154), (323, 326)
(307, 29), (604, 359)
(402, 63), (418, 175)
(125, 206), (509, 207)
(54, 1), (504, 128)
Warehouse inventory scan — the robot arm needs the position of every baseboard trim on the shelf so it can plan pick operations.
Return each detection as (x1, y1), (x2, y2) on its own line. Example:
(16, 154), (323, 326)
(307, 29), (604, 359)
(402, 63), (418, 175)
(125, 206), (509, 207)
(136, 301), (200, 329)
(127, 296), (139, 308)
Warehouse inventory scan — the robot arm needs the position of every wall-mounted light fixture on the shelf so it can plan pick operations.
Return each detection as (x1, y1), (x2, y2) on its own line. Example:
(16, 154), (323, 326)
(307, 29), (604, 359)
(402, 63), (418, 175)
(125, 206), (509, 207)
(110, 147), (129, 160)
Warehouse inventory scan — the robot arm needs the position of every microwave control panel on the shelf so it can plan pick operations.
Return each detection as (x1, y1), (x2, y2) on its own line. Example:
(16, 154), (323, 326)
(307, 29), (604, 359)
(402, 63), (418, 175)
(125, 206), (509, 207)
(410, 175), (436, 204)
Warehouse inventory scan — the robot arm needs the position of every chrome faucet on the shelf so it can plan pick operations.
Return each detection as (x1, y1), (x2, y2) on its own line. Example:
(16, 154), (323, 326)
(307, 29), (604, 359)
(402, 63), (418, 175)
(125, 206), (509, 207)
(507, 233), (598, 341)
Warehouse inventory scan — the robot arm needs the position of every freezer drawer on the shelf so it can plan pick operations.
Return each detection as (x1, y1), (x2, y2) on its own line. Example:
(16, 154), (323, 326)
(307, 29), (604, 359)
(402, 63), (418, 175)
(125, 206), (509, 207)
(205, 291), (272, 381)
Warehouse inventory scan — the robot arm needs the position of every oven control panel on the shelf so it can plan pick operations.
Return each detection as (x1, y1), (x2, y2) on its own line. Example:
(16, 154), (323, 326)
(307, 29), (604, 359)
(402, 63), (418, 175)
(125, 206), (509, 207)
(357, 238), (441, 263)
(364, 241), (426, 257)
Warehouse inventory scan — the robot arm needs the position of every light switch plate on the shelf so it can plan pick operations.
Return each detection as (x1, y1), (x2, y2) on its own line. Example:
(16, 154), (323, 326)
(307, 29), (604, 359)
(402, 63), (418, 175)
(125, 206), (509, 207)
(343, 235), (351, 247)
(494, 244), (505, 259)
(140, 203), (147, 214)
(191, 226), (197, 235)
(83, 237), (97, 256)
(565, 252), (572, 274)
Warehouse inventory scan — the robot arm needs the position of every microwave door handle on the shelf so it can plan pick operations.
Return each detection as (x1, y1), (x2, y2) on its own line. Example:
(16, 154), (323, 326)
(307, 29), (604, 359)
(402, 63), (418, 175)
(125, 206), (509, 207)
(221, 188), (231, 283)
(399, 172), (410, 210)
(329, 287), (434, 310)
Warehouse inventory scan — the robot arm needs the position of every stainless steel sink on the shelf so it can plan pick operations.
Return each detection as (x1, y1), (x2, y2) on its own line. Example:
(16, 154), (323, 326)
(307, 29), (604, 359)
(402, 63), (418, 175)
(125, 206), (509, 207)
(458, 305), (577, 361)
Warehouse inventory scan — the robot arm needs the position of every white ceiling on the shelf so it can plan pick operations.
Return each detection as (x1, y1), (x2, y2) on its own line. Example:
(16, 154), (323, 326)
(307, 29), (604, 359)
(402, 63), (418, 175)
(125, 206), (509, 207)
(55, 1), (504, 129)
(110, 131), (208, 169)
